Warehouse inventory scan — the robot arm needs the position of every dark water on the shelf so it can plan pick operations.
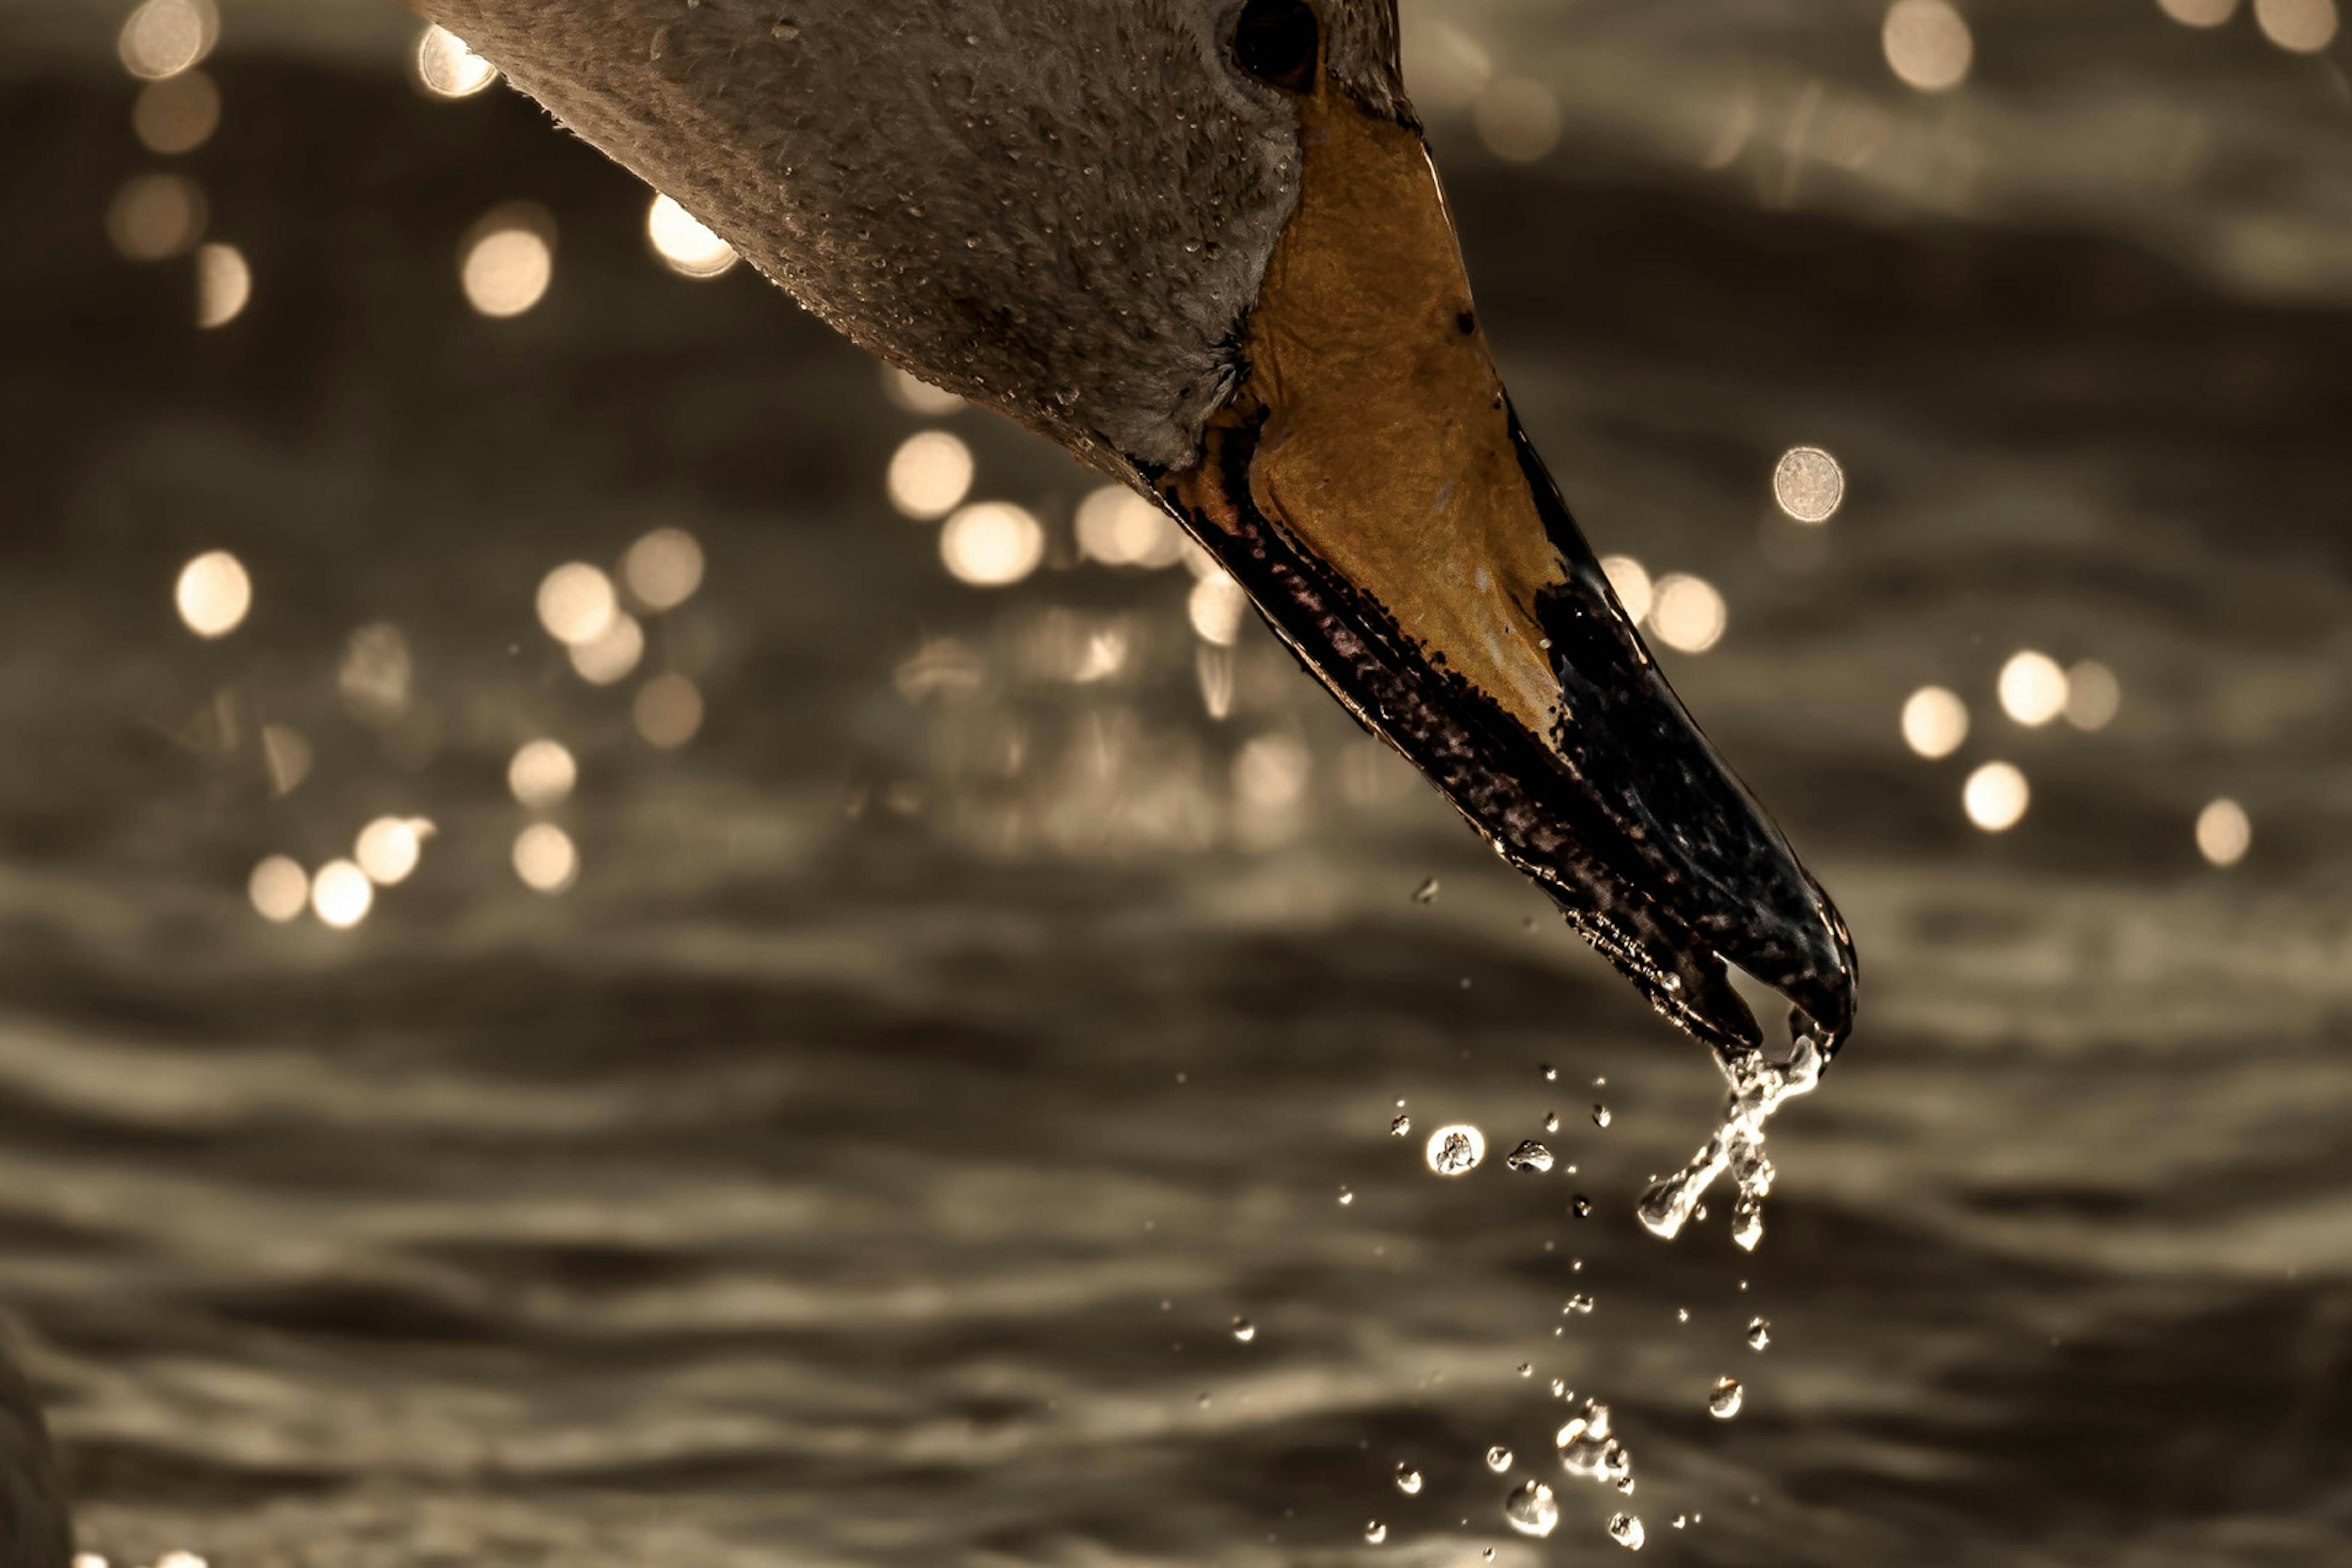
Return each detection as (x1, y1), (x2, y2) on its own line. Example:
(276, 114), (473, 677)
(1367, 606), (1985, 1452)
(4, 6), (2352, 1564)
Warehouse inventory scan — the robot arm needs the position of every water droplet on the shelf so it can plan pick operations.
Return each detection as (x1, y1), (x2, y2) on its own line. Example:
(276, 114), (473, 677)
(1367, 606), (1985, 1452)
(1394, 1464), (1423, 1496)
(1541, 1063), (1558, 1082)
(1543, 1111), (1560, 1133)
(1709, 1377), (1743, 1419)
(1637, 1035), (1823, 1250)
(1338, 1185), (1355, 1206)
(1232, 1317), (1256, 1343)
(1506, 1139), (1555, 1174)
(1608, 1512), (1646, 1550)
(1390, 1115), (1412, 1137)
(1676, 1308), (1690, 1324)
(1555, 1401), (1632, 1485)
(1504, 1479), (1559, 1537)
(1673, 1513), (1688, 1529)
(1364, 1520), (1388, 1544)
(1426, 1124), (1486, 1176)
(1412, 876), (1439, 903)
(1562, 1293), (1594, 1315)
(1747, 1316), (1771, 1351)
(1592, 1104), (1611, 1129)
(1571, 1195), (1593, 1218)
(1486, 1445), (1513, 1472)
(1517, 1362), (1534, 1378)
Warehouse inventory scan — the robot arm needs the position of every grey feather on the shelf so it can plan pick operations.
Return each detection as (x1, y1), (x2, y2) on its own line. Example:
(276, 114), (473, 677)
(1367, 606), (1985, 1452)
(407, 0), (1409, 473)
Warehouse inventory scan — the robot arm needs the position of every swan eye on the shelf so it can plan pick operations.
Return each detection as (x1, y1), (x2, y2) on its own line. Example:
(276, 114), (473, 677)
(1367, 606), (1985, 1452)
(1231, 0), (1319, 93)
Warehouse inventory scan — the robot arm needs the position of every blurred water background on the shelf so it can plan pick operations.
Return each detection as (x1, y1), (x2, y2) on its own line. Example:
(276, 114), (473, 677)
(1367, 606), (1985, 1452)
(4, 1), (2351, 1562)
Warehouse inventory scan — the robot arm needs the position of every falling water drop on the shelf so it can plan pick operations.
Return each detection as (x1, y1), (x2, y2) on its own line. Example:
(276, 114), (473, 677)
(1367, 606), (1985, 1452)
(1338, 1186), (1355, 1206)
(1555, 1401), (1632, 1485)
(1504, 1479), (1559, 1537)
(1542, 1064), (1558, 1082)
(1562, 1293), (1594, 1315)
(1747, 1316), (1771, 1351)
(1543, 1111), (1560, 1133)
(1592, 1104), (1612, 1129)
(1391, 1115), (1412, 1137)
(1571, 1195), (1593, 1218)
(1394, 1464), (1423, 1496)
(1364, 1520), (1388, 1544)
(1506, 1139), (1555, 1174)
(1608, 1513), (1646, 1550)
(1485, 1445), (1513, 1472)
(1412, 876), (1440, 903)
(1231, 1318), (1256, 1343)
(1427, 1124), (1486, 1176)
(1709, 1378), (1744, 1419)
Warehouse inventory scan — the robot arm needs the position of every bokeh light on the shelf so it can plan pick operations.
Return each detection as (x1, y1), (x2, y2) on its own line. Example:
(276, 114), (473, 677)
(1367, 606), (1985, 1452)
(1399, 12), (1493, 115)
(118, 0), (217, 81)
(513, 823), (579, 894)
(261, 725), (311, 796)
(2195, 798), (2252, 865)
(623, 527), (705, 611)
(173, 550), (250, 638)
(634, 673), (704, 748)
(568, 611), (645, 685)
(508, 740), (577, 809)
(416, 24), (498, 97)
(337, 624), (412, 727)
(1997, 650), (2068, 727)
(355, 816), (432, 886)
(940, 502), (1046, 587)
(2064, 659), (2120, 730)
(310, 859), (374, 929)
(646, 193), (739, 278)
(1772, 447), (1845, 524)
(107, 173), (206, 261)
(2158, 0), (2241, 23)
(881, 365), (965, 415)
(1233, 733), (1311, 812)
(460, 208), (556, 317)
(247, 856), (307, 923)
(132, 70), (219, 154)
(2255, 0), (2339, 49)
(1963, 761), (2029, 832)
(194, 241), (249, 328)
(1474, 79), (1562, 164)
(1649, 573), (1727, 654)
(1075, 485), (1185, 568)
(1901, 685), (1969, 758)
(1882, 0), (1974, 92)
(1189, 571), (1250, 646)
(1599, 555), (1653, 624)
(537, 562), (619, 646)
(886, 431), (975, 520)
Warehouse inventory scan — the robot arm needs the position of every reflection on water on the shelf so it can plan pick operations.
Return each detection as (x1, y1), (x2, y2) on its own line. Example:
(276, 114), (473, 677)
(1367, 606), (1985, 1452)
(2, 4), (2350, 1565)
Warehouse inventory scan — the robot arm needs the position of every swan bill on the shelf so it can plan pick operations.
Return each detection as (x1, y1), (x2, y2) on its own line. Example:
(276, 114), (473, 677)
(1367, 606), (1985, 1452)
(1155, 80), (1856, 1058)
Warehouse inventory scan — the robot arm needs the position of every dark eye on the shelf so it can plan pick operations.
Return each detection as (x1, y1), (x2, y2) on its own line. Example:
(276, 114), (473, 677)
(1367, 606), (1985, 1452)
(1231, 0), (1319, 93)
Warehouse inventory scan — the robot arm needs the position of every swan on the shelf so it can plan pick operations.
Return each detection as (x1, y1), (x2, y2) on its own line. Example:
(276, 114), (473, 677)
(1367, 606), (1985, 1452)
(408, 0), (1856, 1054)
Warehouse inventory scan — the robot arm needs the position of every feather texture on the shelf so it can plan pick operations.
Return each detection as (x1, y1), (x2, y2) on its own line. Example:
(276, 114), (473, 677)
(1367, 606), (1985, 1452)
(407, 0), (1408, 472)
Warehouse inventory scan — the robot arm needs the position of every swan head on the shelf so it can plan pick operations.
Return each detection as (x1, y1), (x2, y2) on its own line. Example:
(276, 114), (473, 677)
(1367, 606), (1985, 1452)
(412, 0), (1856, 1055)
